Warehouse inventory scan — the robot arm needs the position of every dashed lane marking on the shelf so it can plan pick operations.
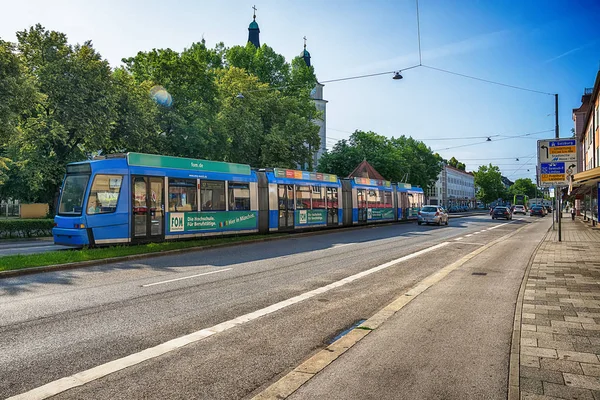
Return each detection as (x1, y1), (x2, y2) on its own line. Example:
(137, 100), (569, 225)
(142, 268), (232, 287)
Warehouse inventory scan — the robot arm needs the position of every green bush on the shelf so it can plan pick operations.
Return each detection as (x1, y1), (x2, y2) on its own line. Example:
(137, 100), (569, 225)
(0, 219), (54, 239)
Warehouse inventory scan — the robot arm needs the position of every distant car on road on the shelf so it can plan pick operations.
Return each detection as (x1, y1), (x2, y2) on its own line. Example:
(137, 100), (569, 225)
(545, 205), (552, 213)
(418, 206), (449, 226)
(530, 205), (545, 217)
(513, 205), (526, 215)
(492, 206), (512, 220)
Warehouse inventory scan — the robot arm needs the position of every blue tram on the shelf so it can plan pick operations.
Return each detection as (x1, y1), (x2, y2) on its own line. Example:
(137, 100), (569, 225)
(53, 153), (425, 247)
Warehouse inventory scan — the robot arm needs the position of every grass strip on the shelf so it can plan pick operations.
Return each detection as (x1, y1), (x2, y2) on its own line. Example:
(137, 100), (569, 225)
(0, 234), (283, 272)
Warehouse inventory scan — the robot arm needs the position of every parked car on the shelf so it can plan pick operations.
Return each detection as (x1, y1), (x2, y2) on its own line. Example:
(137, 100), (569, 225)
(492, 206), (512, 220)
(545, 205), (552, 213)
(530, 205), (545, 217)
(513, 205), (526, 215)
(418, 206), (449, 226)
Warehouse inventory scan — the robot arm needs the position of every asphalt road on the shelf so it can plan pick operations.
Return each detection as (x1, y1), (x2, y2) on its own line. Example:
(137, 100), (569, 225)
(0, 214), (551, 399)
(0, 240), (71, 257)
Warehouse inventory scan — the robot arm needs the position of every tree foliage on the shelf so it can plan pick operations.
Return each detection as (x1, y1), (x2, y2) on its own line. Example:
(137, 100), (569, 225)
(0, 25), (323, 209)
(447, 156), (465, 171)
(473, 164), (506, 205)
(317, 131), (443, 188)
(508, 178), (539, 199)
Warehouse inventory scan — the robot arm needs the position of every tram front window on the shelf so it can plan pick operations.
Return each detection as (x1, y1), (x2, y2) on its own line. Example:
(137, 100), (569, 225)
(58, 174), (90, 215)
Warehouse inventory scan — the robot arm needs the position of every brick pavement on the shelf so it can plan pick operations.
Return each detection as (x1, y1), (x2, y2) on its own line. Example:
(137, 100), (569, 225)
(518, 214), (600, 399)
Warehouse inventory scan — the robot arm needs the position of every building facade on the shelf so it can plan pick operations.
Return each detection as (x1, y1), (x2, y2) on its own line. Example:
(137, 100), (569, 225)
(426, 164), (476, 209)
(571, 71), (600, 220)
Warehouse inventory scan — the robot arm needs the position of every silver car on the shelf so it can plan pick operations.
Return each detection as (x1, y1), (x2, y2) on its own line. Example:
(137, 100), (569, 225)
(417, 206), (449, 226)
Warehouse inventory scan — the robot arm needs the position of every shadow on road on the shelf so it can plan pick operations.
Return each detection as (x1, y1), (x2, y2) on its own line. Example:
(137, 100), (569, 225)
(0, 215), (536, 296)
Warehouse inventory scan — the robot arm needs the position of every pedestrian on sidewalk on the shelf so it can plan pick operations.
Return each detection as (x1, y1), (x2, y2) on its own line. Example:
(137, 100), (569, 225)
(571, 206), (576, 220)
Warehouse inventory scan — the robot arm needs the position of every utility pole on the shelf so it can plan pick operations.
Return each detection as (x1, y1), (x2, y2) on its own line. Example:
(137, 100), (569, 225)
(555, 93), (561, 242)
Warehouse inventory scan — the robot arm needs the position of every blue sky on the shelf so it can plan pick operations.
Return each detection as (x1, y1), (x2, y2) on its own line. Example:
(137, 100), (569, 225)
(3, 0), (600, 181)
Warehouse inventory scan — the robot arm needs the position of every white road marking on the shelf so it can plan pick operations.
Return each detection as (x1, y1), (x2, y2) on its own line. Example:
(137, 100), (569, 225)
(142, 268), (232, 287)
(465, 234), (473, 237)
(10, 241), (450, 400)
(331, 243), (357, 249)
(453, 237), (464, 241)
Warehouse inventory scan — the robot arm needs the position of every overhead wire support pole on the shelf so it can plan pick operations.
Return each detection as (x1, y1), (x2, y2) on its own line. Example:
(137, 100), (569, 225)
(416, 0), (422, 66)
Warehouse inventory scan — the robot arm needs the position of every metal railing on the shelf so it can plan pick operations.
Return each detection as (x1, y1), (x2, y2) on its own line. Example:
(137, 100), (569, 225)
(0, 203), (20, 218)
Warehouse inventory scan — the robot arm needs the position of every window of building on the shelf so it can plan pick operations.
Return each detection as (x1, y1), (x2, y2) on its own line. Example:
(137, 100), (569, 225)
(201, 180), (225, 211)
(87, 174), (122, 215)
(168, 178), (197, 212)
(296, 185), (311, 209)
(228, 182), (250, 211)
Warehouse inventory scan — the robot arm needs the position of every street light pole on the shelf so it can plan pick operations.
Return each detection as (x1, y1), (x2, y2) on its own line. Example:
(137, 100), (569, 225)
(555, 93), (561, 242)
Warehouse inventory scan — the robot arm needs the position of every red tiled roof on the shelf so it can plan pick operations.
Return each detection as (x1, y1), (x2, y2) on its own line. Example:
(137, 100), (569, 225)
(347, 160), (386, 180)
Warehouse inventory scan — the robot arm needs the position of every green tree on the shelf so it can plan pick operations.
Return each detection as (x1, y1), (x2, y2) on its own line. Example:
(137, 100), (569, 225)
(317, 131), (442, 188)
(225, 43), (290, 87)
(1, 25), (116, 207)
(473, 164), (505, 205)
(509, 178), (538, 199)
(123, 41), (223, 159)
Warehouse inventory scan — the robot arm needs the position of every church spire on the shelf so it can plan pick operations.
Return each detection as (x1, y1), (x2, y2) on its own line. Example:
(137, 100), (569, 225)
(248, 5), (260, 48)
(301, 36), (311, 67)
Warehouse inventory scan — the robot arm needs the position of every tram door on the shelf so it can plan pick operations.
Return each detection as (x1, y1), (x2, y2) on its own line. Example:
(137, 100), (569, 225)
(399, 192), (409, 220)
(132, 176), (164, 241)
(278, 184), (294, 230)
(327, 187), (339, 226)
(357, 189), (367, 223)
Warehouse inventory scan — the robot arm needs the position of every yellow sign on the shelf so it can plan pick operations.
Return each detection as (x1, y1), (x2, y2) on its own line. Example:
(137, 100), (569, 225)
(549, 146), (576, 154)
(541, 174), (565, 182)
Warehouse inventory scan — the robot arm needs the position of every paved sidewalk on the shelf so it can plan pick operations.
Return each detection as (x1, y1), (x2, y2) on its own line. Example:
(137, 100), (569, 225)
(518, 214), (600, 399)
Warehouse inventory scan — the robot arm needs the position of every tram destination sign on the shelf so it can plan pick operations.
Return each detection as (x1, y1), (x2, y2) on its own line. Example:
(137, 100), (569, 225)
(537, 139), (577, 187)
(127, 153), (251, 175)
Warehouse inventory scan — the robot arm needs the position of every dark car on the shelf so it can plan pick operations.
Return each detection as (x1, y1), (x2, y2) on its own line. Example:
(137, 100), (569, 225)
(545, 205), (552, 213)
(492, 206), (512, 220)
(530, 205), (545, 217)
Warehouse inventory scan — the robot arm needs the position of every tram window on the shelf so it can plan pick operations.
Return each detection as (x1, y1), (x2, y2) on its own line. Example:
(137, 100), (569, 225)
(327, 187), (338, 208)
(296, 185), (311, 209)
(367, 189), (382, 208)
(383, 191), (393, 208)
(311, 186), (325, 209)
(59, 174), (90, 215)
(168, 178), (197, 212)
(86, 174), (122, 215)
(228, 182), (250, 211)
(201, 180), (225, 211)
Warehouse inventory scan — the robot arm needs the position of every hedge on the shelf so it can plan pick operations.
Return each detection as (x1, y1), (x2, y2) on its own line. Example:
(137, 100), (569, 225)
(0, 219), (54, 239)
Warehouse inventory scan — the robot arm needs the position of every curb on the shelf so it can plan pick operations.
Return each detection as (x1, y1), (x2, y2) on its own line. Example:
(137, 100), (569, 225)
(507, 223), (552, 400)
(0, 213), (484, 279)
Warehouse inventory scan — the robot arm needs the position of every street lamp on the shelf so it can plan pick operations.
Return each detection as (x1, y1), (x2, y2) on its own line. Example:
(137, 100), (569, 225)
(392, 71), (403, 80)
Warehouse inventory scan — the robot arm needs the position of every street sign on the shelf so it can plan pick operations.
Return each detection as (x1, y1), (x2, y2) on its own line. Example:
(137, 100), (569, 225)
(537, 139), (577, 187)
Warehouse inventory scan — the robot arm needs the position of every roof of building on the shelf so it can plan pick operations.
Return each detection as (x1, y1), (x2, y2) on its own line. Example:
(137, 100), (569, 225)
(347, 160), (386, 180)
(445, 164), (474, 176)
(249, 20), (259, 30)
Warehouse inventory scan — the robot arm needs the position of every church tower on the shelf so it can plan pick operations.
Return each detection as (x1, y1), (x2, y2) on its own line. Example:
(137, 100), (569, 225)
(248, 5), (260, 48)
(302, 37), (327, 168)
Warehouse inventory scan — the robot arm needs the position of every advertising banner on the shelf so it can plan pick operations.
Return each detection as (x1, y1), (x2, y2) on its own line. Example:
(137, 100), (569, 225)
(168, 211), (257, 233)
(295, 209), (327, 225)
(367, 208), (395, 220)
